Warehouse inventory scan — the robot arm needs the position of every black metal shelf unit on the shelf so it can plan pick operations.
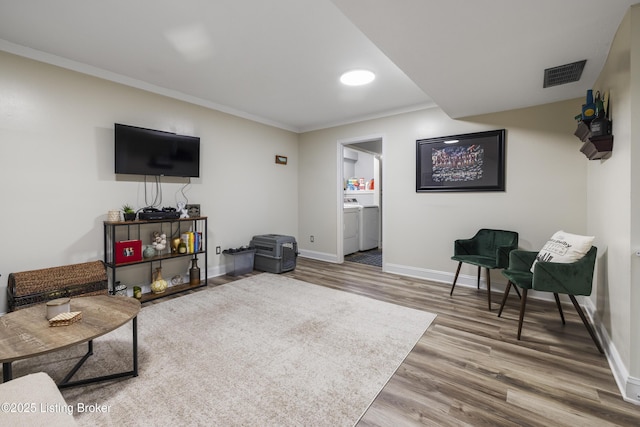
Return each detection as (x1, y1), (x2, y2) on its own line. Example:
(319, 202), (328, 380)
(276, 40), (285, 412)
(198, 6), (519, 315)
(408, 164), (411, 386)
(103, 217), (207, 302)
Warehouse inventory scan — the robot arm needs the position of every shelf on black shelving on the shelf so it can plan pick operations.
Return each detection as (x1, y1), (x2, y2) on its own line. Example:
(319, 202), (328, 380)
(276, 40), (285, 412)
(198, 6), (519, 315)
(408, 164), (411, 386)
(137, 280), (207, 303)
(104, 216), (207, 225)
(107, 251), (205, 268)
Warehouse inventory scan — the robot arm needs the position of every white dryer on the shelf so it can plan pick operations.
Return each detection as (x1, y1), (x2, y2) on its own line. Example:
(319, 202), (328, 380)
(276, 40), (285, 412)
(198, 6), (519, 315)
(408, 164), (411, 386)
(343, 201), (360, 256)
(359, 205), (380, 251)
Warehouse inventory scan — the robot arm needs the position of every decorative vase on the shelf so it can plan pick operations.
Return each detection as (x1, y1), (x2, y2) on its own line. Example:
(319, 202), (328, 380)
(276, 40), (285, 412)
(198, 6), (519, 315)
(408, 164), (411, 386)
(151, 231), (167, 254)
(150, 267), (168, 294)
(189, 257), (201, 286)
(171, 237), (181, 254)
(143, 245), (156, 259)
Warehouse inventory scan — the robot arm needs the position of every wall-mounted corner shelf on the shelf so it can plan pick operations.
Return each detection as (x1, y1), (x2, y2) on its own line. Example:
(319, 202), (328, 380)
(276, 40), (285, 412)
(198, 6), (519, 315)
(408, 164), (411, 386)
(575, 120), (613, 160)
(580, 135), (614, 160)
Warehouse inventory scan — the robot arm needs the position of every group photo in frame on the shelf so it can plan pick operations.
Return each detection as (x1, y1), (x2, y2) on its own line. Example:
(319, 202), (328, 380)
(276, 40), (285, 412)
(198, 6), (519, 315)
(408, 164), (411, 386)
(416, 129), (506, 192)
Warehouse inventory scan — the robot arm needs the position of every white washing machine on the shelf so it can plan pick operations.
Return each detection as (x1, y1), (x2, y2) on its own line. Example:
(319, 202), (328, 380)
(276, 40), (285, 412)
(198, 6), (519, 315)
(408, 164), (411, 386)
(343, 205), (360, 255)
(359, 205), (380, 251)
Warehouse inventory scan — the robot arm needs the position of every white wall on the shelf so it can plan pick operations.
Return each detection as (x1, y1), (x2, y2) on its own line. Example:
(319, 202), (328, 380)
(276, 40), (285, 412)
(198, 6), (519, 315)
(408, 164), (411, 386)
(0, 51), (299, 312)
(629, 3), (640, 397)
(589, 4), (640, 402)
(299, 101), (587, 283)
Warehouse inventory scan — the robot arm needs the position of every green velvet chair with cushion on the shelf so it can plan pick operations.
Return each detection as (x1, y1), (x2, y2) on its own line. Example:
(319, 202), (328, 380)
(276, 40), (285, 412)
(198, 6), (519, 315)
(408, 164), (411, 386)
(497, 245), (603, 353)
(449, 229), (519, 311)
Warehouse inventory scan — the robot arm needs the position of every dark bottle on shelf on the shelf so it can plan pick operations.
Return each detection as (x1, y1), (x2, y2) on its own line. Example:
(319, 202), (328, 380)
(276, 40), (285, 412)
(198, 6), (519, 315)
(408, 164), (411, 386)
(189, 257), (201, 286)
(590, 91), (609, 137)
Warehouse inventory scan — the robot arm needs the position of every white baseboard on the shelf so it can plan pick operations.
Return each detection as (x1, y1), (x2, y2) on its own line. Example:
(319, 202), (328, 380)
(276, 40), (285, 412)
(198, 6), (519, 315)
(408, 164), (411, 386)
(582, 298), (640, 405)
(384, 262), (514, 294)
(207, 265), (226, 278)
(298, 249), (338, 263)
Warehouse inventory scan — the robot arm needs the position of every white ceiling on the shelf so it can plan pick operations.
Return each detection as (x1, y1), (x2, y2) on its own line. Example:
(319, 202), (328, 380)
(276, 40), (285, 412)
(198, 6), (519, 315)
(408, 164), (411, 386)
(0, 0), (637, 133)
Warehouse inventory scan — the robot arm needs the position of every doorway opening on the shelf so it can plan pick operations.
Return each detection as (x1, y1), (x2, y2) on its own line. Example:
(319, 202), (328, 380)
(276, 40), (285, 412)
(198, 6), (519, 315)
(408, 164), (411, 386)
(337, 135), (383, 268)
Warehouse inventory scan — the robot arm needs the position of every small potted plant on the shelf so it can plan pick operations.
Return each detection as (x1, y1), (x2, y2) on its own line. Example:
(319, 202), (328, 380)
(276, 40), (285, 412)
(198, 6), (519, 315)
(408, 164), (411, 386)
(122, 204), (137, 221)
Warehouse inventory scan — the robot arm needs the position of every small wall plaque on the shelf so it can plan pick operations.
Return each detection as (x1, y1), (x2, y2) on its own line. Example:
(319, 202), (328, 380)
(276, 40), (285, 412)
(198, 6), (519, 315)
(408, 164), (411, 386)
(275, 155), (288, 165)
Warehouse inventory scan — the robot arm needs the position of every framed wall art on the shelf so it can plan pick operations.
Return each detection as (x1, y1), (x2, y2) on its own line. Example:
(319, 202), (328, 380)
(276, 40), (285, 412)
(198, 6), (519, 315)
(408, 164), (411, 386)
(416, 129), (506, 192)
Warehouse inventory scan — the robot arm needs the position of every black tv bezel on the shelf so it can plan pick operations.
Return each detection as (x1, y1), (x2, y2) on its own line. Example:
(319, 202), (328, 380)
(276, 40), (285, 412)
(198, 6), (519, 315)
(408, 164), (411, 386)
(114, 123), (200, 178)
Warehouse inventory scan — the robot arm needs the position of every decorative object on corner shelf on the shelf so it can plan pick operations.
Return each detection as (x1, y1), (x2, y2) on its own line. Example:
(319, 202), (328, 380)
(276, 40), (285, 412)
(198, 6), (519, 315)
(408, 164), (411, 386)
(150, 267), (168, 294)
(133, 286), (142, 299)
(590, 92), (609, 137)
(122, 204), (136, 221)
(574, 90), (613, 160)
(581, 89), (596, 121)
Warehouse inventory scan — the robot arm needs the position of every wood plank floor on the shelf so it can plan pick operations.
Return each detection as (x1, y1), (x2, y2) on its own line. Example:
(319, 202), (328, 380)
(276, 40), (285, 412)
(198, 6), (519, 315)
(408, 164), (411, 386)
(193, 258), (639, 426)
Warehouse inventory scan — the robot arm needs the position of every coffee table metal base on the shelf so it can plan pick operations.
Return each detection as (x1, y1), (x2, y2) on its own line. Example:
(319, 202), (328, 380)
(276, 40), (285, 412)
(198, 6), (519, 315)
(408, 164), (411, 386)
(2, 316), (138, 389)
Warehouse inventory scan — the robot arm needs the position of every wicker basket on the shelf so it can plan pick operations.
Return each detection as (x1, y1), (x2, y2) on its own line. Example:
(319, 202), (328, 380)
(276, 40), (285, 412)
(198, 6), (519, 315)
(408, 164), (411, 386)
(7, 260), (108, 311)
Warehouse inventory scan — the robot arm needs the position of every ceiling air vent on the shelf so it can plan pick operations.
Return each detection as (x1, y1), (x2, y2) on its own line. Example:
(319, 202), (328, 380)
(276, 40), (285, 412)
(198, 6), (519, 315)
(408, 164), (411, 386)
(543, 60), (586, 88)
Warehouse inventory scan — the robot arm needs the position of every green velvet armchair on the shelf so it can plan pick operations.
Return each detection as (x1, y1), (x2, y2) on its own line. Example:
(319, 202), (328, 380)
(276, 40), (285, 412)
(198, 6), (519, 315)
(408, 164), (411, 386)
(497, 246), (603, 353)
(450, 229), (519, 311)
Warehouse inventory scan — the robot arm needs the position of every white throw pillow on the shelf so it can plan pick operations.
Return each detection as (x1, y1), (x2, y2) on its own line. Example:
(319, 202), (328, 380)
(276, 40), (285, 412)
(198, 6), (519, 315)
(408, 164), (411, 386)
(531, 230), (595, 272)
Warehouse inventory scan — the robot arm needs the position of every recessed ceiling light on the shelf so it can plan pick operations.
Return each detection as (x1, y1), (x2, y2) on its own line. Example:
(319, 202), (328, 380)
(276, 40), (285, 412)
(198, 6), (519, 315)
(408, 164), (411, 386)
(340, 70), (375, 86)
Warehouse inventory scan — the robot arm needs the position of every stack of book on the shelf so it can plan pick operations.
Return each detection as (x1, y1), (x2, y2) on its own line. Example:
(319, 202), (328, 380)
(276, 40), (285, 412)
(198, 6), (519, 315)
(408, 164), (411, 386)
(180, 231), (203, 253)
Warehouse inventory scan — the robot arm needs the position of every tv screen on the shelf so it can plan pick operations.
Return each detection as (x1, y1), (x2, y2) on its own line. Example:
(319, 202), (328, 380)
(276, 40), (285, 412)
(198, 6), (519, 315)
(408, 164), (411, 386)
(115, 123), (200, 177)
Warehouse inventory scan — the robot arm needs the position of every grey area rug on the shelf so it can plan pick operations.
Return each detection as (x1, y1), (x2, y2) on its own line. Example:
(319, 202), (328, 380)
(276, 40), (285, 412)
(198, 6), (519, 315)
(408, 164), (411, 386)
(11, 274), (436, 426)
(345, 249), (382, 267)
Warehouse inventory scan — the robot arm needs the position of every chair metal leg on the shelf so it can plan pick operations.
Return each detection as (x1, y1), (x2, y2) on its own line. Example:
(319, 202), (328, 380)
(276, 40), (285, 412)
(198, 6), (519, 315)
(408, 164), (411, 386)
(450, 262), (462, 296)
(498, 281), (512, 317)
(569, 295), (604, 354)
(517, 288), (528, 340)
(477, 266), (481, 289)
(553, 293), (565, 324)
(485, 268), (492, 311)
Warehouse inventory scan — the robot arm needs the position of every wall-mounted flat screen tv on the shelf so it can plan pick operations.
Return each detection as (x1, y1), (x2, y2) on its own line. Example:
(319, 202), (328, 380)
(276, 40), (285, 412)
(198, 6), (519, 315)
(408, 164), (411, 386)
(115, 123), (200, 177)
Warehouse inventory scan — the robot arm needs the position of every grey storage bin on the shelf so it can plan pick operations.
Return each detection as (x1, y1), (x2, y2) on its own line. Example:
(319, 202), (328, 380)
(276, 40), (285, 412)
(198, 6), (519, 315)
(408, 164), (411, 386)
(223, 248), (255, 276)
(250, 234), (298, 273)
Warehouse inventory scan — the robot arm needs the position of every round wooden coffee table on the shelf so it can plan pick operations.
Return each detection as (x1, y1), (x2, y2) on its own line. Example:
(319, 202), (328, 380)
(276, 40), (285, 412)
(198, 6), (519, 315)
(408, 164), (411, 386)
(0, 295), (140, 388)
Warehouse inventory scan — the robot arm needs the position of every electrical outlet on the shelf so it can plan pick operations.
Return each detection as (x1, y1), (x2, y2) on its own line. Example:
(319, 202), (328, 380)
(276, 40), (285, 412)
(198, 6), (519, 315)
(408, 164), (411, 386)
(216, 246), (221, 254)
(310, 235), (314, 242)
